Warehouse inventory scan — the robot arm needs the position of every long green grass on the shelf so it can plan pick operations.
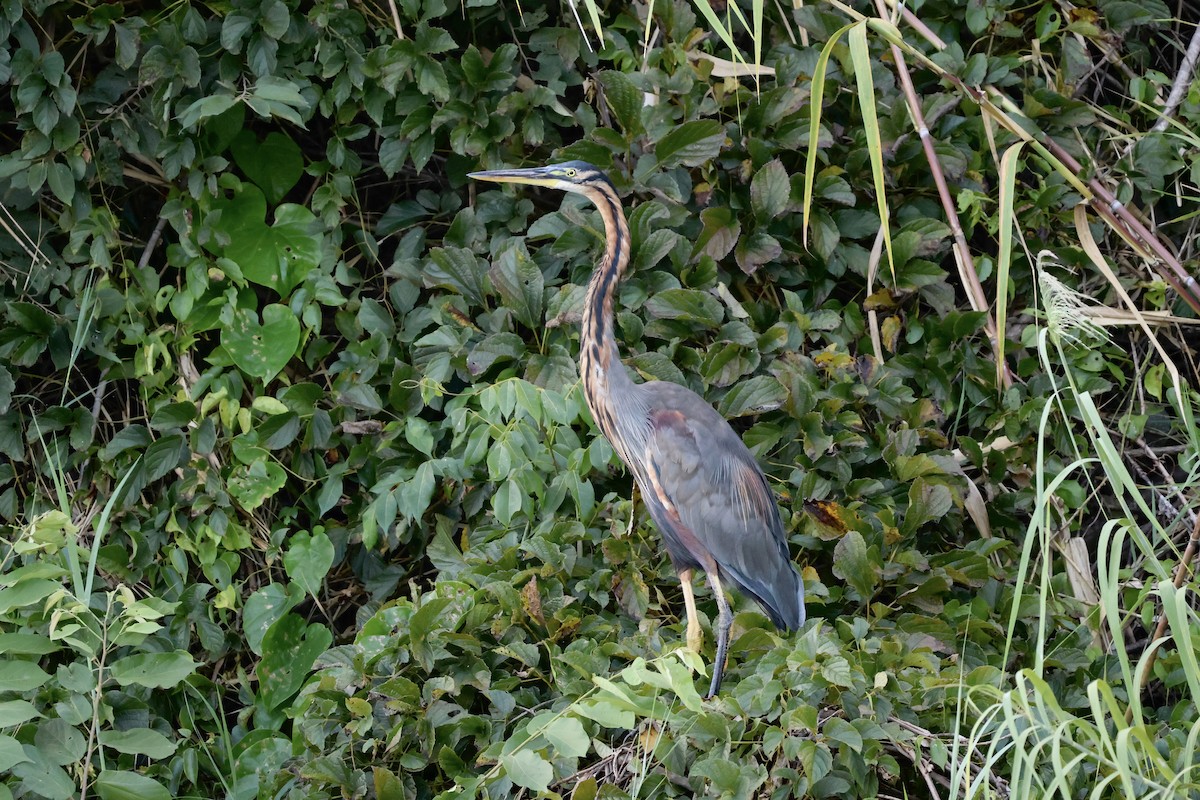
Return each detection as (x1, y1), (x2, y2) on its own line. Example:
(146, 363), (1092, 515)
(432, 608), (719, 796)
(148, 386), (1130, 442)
(952, 254), (1200, 799)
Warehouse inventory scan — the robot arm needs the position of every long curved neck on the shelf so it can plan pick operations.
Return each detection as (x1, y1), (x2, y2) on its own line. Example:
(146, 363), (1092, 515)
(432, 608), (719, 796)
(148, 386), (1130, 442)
(579, 186), (636, 453)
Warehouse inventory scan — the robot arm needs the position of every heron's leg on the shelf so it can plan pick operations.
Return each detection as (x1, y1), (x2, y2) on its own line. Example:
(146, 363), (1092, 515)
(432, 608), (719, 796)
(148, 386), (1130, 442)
(678, 568), (702, 653)
(703, 569), (733, 699)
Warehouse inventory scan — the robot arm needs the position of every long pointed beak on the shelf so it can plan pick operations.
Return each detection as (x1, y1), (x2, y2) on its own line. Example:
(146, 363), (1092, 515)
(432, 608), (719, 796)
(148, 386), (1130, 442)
(468, 167), (561, 188)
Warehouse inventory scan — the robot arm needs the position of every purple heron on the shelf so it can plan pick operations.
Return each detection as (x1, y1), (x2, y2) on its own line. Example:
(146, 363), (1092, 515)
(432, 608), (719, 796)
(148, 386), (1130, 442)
(469, 161), (806, 697)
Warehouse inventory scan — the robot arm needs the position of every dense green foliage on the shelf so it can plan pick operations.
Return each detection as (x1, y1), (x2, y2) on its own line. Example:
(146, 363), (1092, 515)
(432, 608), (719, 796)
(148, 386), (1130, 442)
(1, 0), (1199, 797)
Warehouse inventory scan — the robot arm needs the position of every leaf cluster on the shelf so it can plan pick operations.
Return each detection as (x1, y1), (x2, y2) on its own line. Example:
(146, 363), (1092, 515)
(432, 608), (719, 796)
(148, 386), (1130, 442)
(0, 0), (1197, 797)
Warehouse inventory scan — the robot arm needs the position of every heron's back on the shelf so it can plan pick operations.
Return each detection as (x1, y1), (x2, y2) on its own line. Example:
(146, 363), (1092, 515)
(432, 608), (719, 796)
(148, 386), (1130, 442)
(622, 381), (807, 631)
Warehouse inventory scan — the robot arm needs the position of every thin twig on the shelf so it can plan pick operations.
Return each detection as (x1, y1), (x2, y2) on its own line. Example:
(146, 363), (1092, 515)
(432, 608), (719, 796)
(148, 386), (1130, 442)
(1134, 435), (1199, 531)
(1037, 134), (1200, 315)
(137, 216), (167, 271)
(386, 0), (403, 39)
(1151, 21), (1200, 134)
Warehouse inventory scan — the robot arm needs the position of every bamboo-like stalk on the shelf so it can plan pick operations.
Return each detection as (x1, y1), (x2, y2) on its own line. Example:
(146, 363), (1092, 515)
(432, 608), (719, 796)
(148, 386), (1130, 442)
(869, 0), (1010, 388)
(826, 0), (1200, 317)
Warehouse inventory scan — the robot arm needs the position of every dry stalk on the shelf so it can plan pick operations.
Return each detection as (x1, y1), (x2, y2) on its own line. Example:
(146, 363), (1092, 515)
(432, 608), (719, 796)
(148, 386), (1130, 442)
(870, 0), (1011, 389)
(825, 0), (1200, 316)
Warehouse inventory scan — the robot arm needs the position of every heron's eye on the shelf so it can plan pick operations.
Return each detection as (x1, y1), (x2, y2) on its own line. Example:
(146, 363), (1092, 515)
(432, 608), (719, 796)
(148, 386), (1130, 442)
(563, 168), (577, 178)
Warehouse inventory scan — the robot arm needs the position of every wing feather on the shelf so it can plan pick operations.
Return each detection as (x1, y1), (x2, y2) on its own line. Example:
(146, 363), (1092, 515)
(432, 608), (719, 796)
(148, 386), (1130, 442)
(636, 382), (806, 630)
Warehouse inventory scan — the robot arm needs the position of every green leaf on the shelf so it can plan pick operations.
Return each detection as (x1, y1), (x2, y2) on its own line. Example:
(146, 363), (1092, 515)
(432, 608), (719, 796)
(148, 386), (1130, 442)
(99, 728), (177, 759)
(655, 120), (724, 168)
(467, 333), (525, 376)
(734, 230), (782, 275)
(832, 531), (879, 602)
(108, 651), (198, 688)
(750, 159), (789, 220)
(644, 288), (722, 326)
(0, 578), (62, 614)
(0, 700), (42, 727)
(409, 596), (453, 670)
(177, 93), (238, 129)
(46, 161), (74, 205)
(284, 529), (335, 598)
(209, 185), (320, 295)
(228, 458), (288, 510)
(717, 375), (787, 418)
(222, 304), (300, 382)
(0, 634), (58, 655)
(633, 228), (679, 272)
(693, 207), (741, 261)
(397, 461), (436, 523)
(597, 71), (643, 136)
(233, 734), (291, 794)
(94, 770), (171, 800)
(34, 719), (85, 765)
(243, 582), (303, 656)
(0, 734), (30, 771)
(543, 716), (589, 759)
(100, 425), (152, 460)
(6, 302), (55, 334)
(575, 697), (634, 729)
(143, 434), (186, 483)
(0, 661), (50, 692)
(823, 717), (864, 752)
(500, 749), (553, 793)
(490, 245), (544, 329)
(492, 477), (523, 525)
(231, 131), (304, 204)
(258, 614), (332, 710)
(426, 246), (488, 307)
(12, 755), (74, 800)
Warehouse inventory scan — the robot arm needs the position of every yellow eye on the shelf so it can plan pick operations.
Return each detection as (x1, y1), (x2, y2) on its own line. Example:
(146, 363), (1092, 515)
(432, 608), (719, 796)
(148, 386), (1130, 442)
(563, 168), (577, 178)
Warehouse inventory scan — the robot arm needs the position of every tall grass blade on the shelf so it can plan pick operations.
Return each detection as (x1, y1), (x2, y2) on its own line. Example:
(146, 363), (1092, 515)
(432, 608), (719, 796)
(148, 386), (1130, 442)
(803, 24), (855, 250)
(83, 459), (142, 599)
(995, 142), (1024, 389)
(847, 23), (894, 281)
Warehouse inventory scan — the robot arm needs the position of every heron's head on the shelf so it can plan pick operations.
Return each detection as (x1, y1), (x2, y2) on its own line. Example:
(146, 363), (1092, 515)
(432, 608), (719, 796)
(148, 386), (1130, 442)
(468, 160), (612, 197)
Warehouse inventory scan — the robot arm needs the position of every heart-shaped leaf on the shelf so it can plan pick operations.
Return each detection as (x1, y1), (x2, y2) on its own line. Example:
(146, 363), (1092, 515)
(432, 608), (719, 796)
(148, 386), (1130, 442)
(284, 529), (334, 598)
(258, 614), (333, 710)
(228, 459), (287, 510)
(222, 304), (299, 381)
(230, 131), (304, 204)
(209, 185), (320, 295)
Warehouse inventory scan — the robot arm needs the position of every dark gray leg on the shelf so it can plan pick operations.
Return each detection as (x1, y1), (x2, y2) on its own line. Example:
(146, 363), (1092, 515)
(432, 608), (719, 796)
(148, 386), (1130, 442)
(704, 569), (733, 698)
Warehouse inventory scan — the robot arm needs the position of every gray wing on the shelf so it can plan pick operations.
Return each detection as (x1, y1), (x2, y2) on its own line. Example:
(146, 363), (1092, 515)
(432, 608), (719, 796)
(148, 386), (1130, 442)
(635, 382), (806, 630)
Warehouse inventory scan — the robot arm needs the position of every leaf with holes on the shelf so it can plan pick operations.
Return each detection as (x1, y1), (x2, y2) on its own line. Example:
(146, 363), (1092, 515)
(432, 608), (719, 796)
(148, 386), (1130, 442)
(228, 459), (287, 510)
(222, 304), (299, 382)
(210, 185), (320, 295)
(258, 614), (333, 710)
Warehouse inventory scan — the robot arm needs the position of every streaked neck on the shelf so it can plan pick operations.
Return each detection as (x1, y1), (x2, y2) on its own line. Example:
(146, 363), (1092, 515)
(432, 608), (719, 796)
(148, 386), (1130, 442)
(579, 186), (635, 448)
